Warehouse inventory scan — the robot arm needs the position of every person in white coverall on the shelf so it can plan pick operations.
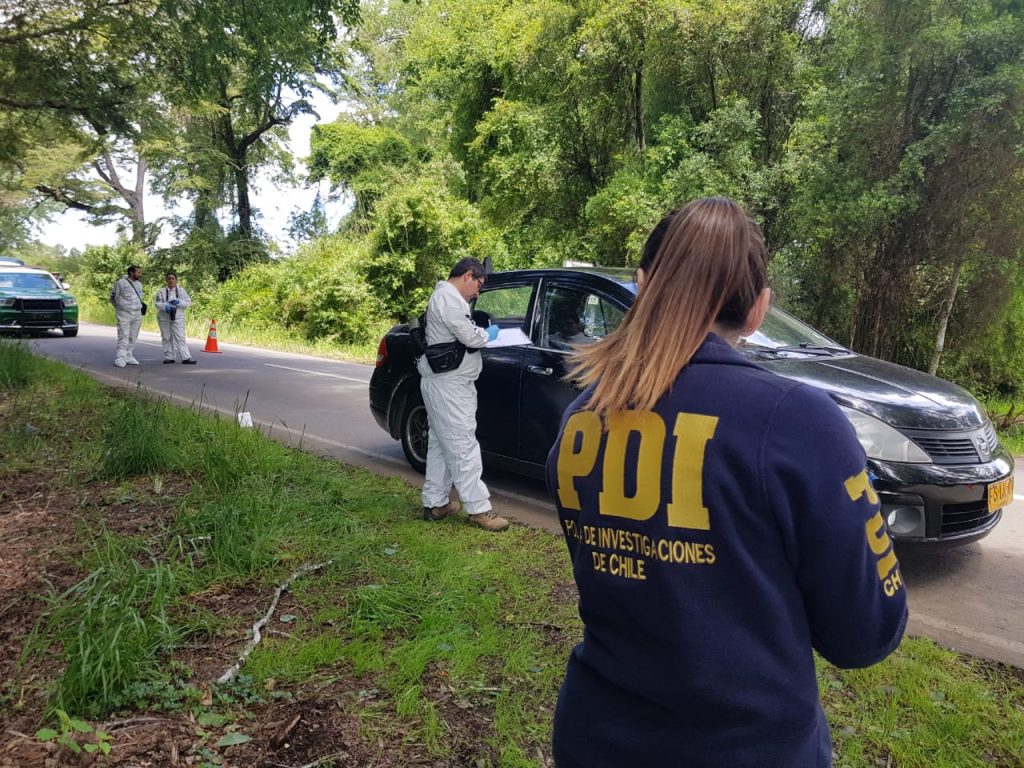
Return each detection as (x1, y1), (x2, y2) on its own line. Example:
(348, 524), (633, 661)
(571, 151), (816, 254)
(418, 258), (509, 532)
(155, 271), (196, 364)
(109, 265), (144, 367)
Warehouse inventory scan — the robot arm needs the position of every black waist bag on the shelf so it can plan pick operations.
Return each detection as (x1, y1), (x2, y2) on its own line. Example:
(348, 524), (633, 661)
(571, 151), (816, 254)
(424, 341), (467, 373)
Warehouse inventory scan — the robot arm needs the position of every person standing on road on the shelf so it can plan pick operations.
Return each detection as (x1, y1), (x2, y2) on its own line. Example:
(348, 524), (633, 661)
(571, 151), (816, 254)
(155, 271), (196, 365)
(419, 257), (508, 532)
(109, 265), (145, 368)
(546, 197), (908, 767)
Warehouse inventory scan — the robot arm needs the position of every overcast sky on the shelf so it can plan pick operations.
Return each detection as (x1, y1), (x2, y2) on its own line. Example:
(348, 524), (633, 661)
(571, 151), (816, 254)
(38, 98), (349, 254)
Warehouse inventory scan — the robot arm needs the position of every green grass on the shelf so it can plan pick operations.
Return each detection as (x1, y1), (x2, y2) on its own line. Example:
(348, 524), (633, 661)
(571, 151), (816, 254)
(20, 534), (184, 718)
(77, 298), (381, 363)
(820, 638), (1024, 766)
(4, 337), (1024, 767)
(0, 338), (46, 389)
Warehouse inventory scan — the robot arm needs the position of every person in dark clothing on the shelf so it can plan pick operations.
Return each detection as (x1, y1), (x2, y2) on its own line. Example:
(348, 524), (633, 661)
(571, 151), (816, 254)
(545, 197), (907, 768)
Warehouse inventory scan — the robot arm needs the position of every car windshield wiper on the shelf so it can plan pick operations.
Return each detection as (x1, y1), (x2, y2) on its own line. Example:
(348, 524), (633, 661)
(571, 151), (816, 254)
(758, 343), (848, 357)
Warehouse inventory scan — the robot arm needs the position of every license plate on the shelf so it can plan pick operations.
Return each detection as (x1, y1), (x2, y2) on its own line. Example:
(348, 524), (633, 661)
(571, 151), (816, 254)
(987, 477), (1014, 514)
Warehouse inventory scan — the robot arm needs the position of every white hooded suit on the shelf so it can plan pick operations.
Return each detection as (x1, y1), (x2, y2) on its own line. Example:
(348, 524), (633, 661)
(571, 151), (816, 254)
(110, 275), (144, 365)
(155, 283), (194, 362)
(417, 281), (492, 514)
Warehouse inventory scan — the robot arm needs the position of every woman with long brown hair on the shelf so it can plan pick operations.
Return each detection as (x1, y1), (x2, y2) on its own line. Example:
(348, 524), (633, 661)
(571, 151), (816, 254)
(546, 197), (907, 767)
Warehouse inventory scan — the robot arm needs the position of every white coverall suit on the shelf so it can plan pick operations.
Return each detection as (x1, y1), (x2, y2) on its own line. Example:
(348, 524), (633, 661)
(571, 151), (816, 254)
(155, 284), (193, 362)
(110, 276), (144, 366)
(417, 281), (493, 515)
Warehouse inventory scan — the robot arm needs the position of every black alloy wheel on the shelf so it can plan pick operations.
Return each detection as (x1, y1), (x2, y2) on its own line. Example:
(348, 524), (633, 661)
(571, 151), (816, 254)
(400, 396), (429, 473)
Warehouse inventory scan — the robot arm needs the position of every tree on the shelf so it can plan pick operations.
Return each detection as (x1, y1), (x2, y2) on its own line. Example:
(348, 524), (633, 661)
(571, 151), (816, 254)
(1, 0), (363, 256)
(0, 1), (167, 245)
(780, 0), (1024, 373)
(156, 0), (361, 246)
(308, 120), (415, 223)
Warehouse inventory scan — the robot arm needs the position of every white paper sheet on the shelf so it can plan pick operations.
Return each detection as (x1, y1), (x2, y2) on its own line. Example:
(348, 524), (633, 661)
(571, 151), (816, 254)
(486, 327), (532, 347)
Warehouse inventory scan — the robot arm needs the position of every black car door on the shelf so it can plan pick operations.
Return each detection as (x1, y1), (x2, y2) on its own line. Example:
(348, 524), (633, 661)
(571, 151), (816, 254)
(474, 279), (537, 461)
(517, 280), (628, 466)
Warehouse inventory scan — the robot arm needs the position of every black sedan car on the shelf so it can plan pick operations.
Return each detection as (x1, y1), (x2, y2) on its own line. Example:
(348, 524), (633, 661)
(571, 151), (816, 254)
(370, 268), (1014, 546)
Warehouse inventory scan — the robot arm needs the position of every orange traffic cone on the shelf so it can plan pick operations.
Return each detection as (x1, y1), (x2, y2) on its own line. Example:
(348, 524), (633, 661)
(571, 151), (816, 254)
(203, 319), (221, 353)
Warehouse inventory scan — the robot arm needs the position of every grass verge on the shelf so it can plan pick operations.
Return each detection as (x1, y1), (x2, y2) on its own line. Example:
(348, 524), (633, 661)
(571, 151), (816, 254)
(1, 338), (1023, 767)
(77, 296), (382, 364)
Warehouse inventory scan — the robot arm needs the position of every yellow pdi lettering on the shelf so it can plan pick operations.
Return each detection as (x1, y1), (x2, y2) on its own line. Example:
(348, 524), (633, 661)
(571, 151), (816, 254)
(844, 469), (880, 505)
(599, 410), (665, 521)
(667, 413), (718, 530)
(865, 512), (899, 580)
(845, 470), (898, 581)
(847, 470), (899, 582)
(557, 410), (602, 510)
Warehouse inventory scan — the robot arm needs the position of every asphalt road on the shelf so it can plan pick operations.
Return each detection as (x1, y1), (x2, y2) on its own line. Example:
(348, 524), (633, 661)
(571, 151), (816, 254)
(27, 323), (1024, 669)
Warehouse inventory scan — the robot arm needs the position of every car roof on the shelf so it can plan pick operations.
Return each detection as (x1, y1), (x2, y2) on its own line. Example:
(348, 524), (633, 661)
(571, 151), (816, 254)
(0, 266), (55, 275)
(490, 266), (636, 284)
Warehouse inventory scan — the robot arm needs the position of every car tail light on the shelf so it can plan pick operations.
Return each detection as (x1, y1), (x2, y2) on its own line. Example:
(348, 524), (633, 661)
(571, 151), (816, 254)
(375, 336), (388, 368)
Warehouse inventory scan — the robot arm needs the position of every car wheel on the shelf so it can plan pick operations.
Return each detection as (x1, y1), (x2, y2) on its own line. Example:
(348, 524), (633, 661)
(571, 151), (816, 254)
(400, 395), (429, 474)
(62, 327), (78, 337)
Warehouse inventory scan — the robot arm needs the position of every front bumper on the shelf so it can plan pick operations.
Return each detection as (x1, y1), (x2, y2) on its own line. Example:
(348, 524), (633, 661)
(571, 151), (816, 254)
(0, 307), (78, 332)
(872, 448), (1014, 546)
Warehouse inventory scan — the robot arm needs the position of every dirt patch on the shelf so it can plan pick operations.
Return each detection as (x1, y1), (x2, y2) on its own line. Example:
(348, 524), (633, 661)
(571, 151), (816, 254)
(0, 472), (88, 724)
(0, 468), (513, 768)
(229, 697), (362, 767)
(548, 582), (577, 606)
(174, 585), (272, 684)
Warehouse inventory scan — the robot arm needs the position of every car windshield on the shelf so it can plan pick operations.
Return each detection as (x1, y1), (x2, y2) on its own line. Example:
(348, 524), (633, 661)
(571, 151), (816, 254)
(742, 307), (848, 356)
(623, 282), (845, 356)
(0, 272), (60, 291)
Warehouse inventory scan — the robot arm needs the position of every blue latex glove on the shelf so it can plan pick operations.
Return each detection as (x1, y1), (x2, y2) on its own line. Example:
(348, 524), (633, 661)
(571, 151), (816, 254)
(161, 303), (171, 312)
(486, 324), (499, 342)
(170, 299), (180, 305)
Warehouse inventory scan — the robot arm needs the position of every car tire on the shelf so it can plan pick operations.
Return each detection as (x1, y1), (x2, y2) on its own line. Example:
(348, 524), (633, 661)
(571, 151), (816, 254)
(62, 327), (78, 337)
(400, 394), (429, 474)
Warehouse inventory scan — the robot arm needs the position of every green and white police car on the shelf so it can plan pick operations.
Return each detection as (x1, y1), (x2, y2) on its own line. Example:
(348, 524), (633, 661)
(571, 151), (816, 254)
(0, 266), (79, 337)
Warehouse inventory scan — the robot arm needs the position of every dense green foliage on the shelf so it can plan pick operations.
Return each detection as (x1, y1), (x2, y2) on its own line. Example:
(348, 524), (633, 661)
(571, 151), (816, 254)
(201, 233), (389, 344)
(5, 0), (1024, 393)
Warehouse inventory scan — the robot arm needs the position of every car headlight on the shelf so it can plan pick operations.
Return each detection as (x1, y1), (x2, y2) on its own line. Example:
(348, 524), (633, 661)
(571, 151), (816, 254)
(838, 406), (931, 463)
(0, 298), (13, 307)
(62, 298), (77, 307)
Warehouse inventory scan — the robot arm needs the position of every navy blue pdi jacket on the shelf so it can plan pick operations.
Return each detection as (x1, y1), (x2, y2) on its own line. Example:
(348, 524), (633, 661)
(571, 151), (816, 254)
(546, 333), (908, 768)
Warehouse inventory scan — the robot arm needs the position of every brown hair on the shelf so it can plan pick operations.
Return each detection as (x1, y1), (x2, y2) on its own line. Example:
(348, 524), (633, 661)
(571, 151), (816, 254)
(568, 197), (768, 417)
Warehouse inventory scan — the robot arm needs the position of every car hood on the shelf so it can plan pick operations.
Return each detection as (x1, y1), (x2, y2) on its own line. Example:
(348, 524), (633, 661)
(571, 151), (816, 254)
(0, 287), (69, 299)
(760, 353), (987, 430)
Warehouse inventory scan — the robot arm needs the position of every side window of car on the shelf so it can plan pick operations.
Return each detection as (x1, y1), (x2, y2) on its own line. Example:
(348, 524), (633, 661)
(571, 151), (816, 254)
(474, 284), (534, 330)
(583, 294), (625, 338)
(540, 286), (624, 350)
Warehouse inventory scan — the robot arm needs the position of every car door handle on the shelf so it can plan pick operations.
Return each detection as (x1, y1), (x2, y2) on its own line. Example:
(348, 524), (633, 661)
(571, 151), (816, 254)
(527, 365), (553, 376)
